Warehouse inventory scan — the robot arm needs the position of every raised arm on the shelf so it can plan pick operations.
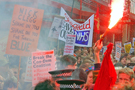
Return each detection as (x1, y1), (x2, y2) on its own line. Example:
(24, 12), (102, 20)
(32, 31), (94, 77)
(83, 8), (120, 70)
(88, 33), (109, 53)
(93, 40), (103, 63)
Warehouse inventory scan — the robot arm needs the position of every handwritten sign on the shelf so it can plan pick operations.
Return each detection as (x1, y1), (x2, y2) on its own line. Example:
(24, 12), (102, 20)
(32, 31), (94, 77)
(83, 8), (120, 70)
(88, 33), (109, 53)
(48, 17), (65, 39)
(6, 5), (44, 56)
(115, 41), (121, 61)
(24, 57), (32, 82)
(63, 34), (76, 55)
(32, 50), (55, 86)
(124, 42), (132, 53)
(59, 7), (94, 47)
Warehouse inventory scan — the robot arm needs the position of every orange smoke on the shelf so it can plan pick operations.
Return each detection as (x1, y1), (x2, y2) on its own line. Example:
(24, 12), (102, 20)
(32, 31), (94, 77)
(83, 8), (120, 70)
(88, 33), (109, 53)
(108, 0), (125, 29)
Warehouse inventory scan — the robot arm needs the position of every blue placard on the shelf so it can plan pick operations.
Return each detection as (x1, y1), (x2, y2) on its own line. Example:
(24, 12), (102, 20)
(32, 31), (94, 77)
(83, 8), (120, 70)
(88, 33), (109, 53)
(74, 30), (90, 45)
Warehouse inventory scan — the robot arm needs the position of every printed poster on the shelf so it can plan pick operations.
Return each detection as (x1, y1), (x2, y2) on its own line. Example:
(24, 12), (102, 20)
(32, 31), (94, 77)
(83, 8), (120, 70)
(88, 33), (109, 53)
(63, 34), (76, 55)
(59, 7), (94, 47)
(48, 17), (65, 39)
(6, 5), (44, 56)
(32, 50), (55, 86)
(124, 42), (132, 53)
(25, 57), (32, 82)
(115, 41), (121, 61)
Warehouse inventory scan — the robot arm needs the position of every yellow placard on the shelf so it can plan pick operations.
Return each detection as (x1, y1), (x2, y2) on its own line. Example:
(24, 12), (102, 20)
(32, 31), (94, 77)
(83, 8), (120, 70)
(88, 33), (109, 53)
(124, 44), (132, 53)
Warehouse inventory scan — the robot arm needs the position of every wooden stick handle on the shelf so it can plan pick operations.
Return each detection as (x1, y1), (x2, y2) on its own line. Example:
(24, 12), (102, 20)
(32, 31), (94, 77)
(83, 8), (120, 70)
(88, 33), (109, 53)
(17, 56), (21, 90)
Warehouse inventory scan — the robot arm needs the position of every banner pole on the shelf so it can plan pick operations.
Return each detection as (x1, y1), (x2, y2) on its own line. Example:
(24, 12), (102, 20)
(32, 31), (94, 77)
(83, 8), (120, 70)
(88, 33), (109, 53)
(17, 56), (21, 90)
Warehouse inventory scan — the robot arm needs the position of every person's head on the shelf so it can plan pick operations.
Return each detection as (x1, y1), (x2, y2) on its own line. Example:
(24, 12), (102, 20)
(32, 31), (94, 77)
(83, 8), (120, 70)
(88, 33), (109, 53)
(126, 59), (131, 64)
(118, 68), (134, 84)
(11, 65), (18, 78)
(3, 78), (17, 90)
(130, 52), (134, 58)
(74, 48), (81, 55)
(79, 63), (90, 71)
(20, 73), (25, 83)
(126, 53), (131, 59)
(72, 68), (87, 83)
(60, 55), (77, 69)
(34, 79), (55, 90)
(0, 75), (4, 90)
(120, 55), (127, 66)
(131, 57), (135, 63)
(76, 55), (81, 64)
(86, 70), (93, 85)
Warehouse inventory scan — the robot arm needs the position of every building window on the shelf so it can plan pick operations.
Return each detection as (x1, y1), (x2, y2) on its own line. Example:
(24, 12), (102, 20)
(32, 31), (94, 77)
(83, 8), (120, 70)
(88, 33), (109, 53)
(102, 0), (110, 3)
(130, 0), (135, 14)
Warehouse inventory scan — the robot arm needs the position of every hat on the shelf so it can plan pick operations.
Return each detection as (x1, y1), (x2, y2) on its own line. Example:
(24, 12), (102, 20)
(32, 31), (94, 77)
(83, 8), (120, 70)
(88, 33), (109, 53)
(114, 62), (124, 68)
(56, 68), (86, 90)
(71, 68), (87, 83)
(85, 66), (94, 72)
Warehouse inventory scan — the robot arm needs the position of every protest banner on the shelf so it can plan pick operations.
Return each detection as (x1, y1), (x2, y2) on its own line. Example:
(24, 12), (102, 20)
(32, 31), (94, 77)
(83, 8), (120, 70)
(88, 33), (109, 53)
(48, 16), (65, 39)
(124, 42), (132, 53)
(6, 5), (44, 56)
(32, 50), (55, 86)
(63, 34), (76, 55)
(59, 7), (94, 47)
(115, 41), (122, 61)
(24, 57), (32, 82)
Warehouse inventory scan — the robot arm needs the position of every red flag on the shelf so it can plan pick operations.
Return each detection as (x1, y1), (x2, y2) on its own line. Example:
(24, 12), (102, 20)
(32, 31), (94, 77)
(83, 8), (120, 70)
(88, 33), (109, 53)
(94, 7), (100, 34)
(94, 43), (117, 90)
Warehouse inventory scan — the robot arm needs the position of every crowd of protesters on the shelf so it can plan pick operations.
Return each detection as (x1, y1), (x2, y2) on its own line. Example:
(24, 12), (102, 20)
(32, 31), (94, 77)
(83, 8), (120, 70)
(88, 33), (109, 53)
(0, 40), (135, 90)
(35, 40), (135, 90)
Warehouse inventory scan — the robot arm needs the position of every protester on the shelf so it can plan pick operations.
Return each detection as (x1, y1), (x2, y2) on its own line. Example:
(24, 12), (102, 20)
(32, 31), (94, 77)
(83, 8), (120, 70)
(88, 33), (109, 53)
(59, 55), (77, 69)
(34, 79), (56, 90)
(82, 69), (94, 90)
(76, 55), (82, 68)
(131, 57), (135, 63)
(114, 55), (127, 68)
(11, 65), (18, 79)
(74, 48), (82, 56)
(3, 77), (17, 90)
(117, 67), (134, 83)
(0, 75), (4, 90)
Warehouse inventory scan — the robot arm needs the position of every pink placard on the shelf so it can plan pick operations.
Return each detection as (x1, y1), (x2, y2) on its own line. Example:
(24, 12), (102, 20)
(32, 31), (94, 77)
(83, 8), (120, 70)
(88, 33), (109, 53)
(32, 50), (55, 86)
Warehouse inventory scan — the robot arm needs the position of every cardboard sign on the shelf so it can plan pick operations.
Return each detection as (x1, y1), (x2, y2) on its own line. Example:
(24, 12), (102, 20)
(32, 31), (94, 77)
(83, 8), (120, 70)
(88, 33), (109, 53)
(48, 17), (65, 39)
(59, 7), (94, 47)
(124, 42), (132, 53)
(24, 57), (32, 82)
(115, 41), (122, 61)
(6, 5), (44, 56)
(32, 50), (55, 86)
(63, 34), (76, 55)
